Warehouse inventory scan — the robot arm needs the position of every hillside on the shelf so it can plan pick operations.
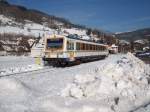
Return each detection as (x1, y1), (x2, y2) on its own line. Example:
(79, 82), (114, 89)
(116, 28), (150, 41)
(0, 0), (86, 30)
(0, 0), (117, 47)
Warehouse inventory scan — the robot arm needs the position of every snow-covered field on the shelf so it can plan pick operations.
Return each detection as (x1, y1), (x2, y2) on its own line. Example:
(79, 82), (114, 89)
(0, 53), (150, 112)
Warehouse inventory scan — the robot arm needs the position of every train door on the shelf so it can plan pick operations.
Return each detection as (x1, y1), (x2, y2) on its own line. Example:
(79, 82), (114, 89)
(67, 41), (75, 61)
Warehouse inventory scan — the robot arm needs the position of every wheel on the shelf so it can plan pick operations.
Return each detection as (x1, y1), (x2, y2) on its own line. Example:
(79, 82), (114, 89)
(76, 60), (81, 65)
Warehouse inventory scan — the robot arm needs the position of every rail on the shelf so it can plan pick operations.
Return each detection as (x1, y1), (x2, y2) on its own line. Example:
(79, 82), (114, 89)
(0, 67), (53, 78)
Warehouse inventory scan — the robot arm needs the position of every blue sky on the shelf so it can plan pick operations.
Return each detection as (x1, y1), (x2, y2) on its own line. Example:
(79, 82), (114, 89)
(8, 0), (150, 33)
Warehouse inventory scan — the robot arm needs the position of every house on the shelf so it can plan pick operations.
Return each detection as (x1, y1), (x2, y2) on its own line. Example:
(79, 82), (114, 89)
(28, 38), (35, 47)
(134, 39), (149, 51)
(118, 40), (131, 53)
(108, 44), (118, 54)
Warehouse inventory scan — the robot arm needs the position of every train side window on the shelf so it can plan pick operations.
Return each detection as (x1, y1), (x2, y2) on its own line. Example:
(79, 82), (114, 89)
(103, 46), (106, 50)
(87, 44), (90, 50)
(97, 46), (99, 50)
(67, 41), (74, 50)
(103, 46), (104, 51)
(83, 43), (85, 50)
(88, 44), (90, 50)
(85, 44), (88, 50)
(72, 43), (74, 50)
(67, 41), (71, 50)
(91, 45), (94, 51)
(99, 46), (101, 50)
(80, 43), (83, 50)
(102, 46), (104, 51)
(96, 45), (98, 50)
(100, 46), (102, 51)
(85, 44), (87, 50)
(76, 43), (80, 50)
(79, 43), (81, 50)
(93, 45), (95, 51)
(90, 44), (92, 50)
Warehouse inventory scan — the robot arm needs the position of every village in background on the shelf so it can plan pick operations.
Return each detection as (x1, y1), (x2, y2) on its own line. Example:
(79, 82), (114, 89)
(0, 0), (149, 57)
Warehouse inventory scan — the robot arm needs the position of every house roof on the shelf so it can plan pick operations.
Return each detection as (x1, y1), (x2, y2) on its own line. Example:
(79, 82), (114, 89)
(119, 40), (130, 45)
(134, 39), (148, 44)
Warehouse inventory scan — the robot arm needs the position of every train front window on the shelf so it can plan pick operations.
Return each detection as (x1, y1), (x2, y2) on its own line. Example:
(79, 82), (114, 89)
(47, 38), (63, 49)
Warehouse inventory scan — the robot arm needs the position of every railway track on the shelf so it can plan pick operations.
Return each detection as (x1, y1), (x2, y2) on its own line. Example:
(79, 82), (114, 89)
(0, 66), (54, 78)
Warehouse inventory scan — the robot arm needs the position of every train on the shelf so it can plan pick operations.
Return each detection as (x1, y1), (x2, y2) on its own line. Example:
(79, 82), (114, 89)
(42, 34), (109, 66)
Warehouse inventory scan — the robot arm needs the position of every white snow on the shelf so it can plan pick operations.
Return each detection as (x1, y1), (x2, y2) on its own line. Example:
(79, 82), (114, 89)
(0, 14), (53, 37)
(119, 39), (130, 45)
(134, 39), (148, 44)
(61, 53), (150, 111)
(81, 35), (91, 40)
(0, 56), (43, 76)
(63, 28), (86, 36)
(0, 53), (150, 112)
(0, 64), (43, 76)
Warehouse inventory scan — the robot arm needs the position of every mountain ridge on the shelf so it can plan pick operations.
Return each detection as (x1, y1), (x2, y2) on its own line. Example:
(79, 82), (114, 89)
(0, 0), (86, 29)
(116, 28), (150, 41)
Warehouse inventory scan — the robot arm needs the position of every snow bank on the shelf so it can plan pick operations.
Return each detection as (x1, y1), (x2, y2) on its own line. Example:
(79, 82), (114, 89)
(61, 53), (150, 111)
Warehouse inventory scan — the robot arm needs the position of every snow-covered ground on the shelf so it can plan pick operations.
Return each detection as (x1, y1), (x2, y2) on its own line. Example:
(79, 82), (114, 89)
(0, 56), (43, 76)
(0, 56), (36, 69)
(0, 53), (150, 112)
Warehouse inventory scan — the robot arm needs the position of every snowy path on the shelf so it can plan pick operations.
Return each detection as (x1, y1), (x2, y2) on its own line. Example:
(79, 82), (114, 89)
(0, 54), (150, 112)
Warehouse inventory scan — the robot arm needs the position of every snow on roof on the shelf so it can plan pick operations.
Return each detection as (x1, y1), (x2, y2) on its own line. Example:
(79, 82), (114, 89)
(111, 44), (118, 48)
(134, 39), (148, 44)
(63, 28), (86, 36)
(119, 40), (130, 45)
(80, 35), (91, 40)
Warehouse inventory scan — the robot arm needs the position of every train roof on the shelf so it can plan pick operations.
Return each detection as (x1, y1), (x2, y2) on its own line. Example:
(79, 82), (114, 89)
(66, 34), (108, 46)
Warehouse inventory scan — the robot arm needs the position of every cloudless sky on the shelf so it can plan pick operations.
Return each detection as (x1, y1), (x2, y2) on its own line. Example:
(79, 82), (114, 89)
(7, 0), (150, 33)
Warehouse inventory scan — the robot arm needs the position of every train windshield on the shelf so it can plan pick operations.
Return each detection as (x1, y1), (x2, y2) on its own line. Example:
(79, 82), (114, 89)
(47, 38), (63, 49)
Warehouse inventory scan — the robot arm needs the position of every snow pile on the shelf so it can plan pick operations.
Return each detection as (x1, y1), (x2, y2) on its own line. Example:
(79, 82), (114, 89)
(61, 53), (150, 111)
(0, 64), (43, 76)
